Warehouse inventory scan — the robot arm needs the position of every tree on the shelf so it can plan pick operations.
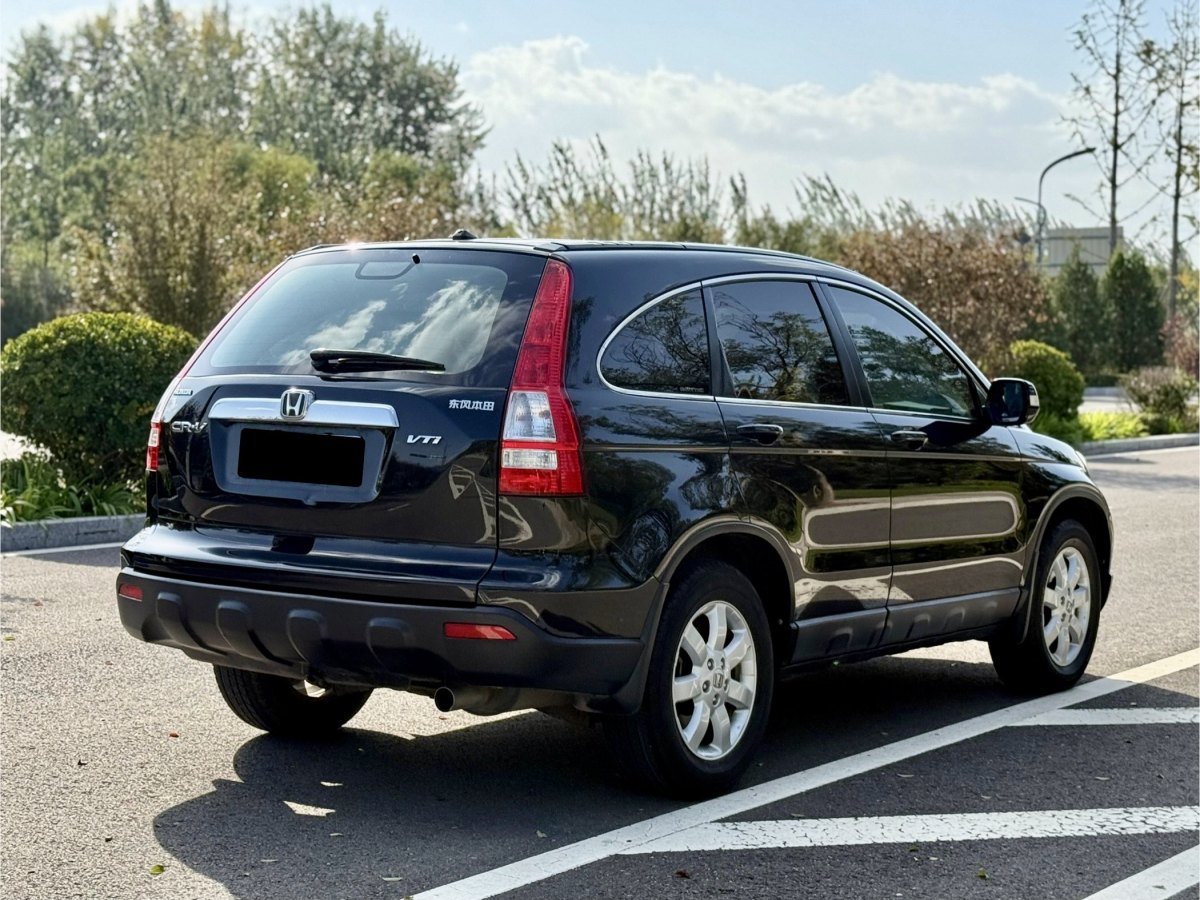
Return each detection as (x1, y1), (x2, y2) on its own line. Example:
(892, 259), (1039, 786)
(1052, 247), (1112, 374)
(837, 223), (1050, 373)
(1, 26), (76, 266)
(2, 4), (255, 250)
(1066, 0), (1158, 257)
(251, 6), (485, 181)
(1102, 249), (1164, 369)
(730, 175), (839, 259)
(0, 247), (72, 345)
(1162, 267), (1198, 375)
(2, 1), (489, 337)
(503, 138), (727, 242)
(327, 152), (478, 243)
(1141, 0), (1200, 317)
(70, 137), (318, 336)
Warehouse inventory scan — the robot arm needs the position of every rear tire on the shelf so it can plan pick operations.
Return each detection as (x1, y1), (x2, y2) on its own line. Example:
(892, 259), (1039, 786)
(990, 520), (1101, 694)
(605, 560), (774, 797)
(213, 666), (372, 736)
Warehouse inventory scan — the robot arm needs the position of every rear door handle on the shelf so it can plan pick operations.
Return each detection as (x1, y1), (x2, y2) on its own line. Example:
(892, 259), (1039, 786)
(736, 423), (785, 445)
(891, 429), (928, 450)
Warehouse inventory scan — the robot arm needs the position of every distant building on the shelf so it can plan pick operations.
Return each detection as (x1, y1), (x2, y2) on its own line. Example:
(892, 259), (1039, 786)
(1042, 227), (1122, 277)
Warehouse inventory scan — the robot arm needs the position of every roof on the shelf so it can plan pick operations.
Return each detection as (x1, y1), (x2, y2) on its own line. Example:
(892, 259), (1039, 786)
(291, 237), (858, 277)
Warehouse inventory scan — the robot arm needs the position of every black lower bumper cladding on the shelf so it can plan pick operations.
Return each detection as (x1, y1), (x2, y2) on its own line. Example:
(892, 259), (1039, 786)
(116, 569), (644, 699)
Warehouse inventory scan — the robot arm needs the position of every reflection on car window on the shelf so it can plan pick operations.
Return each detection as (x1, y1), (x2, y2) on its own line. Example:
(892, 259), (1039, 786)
(207, 261), (507, 375)
(600, 290), (711, 394)
(712, 281), (848, 405)
(828, 286), (976, 417)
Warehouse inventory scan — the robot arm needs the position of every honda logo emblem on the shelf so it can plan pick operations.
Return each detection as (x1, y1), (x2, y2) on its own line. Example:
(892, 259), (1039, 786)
(280, 389), (314, 419)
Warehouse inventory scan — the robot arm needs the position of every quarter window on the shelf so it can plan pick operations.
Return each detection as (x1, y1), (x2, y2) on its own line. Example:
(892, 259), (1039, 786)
(711, 280), (849, 405)
(600, 290), (711, 395)
(828, 286), (976, 418)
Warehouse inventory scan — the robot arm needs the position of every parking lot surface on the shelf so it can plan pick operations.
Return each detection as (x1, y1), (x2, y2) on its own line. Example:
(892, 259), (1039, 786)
(2, 447), (1197, 899)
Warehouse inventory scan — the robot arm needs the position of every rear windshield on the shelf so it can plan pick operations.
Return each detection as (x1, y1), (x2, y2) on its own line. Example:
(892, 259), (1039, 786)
(191, 247), (547, 385)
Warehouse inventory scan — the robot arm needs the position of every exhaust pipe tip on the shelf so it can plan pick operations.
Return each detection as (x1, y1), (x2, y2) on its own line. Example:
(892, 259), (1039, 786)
(433, 686), (455, 713)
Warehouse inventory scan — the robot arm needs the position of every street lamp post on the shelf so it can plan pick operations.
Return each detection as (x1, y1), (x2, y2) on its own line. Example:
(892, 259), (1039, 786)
(1014, 196), (1045, 246)
(1034, 147), (1096, 265)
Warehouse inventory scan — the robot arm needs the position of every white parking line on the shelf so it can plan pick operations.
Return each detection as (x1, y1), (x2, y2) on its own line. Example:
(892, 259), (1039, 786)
(414, 649), (1200, 900)
(1, 540), (125, 558)
(1087, 444), (1199, 459)
(1082, 845), (1200, 900)
(1013, 707), (1200, 726)
(618, 806), (1200, 853)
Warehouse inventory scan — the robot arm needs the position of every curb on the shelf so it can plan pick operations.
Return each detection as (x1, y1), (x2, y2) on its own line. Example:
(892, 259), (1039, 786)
(1080, 432), (1199, 456)
(0, 514), (144, 554)
(1, 435), (1195, 553)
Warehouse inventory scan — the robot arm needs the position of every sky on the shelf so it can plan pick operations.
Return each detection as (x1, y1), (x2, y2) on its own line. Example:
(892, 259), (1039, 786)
(0, 0), (1188, 246)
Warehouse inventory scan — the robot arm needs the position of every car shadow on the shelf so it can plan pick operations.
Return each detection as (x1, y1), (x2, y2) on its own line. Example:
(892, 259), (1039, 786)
(149, 655), (1193, 899)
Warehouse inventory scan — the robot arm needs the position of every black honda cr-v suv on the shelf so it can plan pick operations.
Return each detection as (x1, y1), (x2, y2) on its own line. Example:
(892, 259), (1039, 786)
(117, 236), (1112, 796)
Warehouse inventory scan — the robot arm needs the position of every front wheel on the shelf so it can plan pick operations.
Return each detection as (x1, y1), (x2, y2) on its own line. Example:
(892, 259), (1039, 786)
(213, 666), (372, 736)
(990, 520), (1101, 694)
(605, 560), (774, 797)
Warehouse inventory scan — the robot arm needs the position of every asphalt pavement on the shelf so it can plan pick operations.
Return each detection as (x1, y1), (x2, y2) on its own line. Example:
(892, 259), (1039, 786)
(1, 447), (1197, 900)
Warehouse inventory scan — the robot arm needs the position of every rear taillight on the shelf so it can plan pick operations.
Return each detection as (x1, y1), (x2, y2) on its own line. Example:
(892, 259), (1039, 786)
(144, 261), (285, 473)
(145, 422), (162, 471)
(499, 259), (584, 496)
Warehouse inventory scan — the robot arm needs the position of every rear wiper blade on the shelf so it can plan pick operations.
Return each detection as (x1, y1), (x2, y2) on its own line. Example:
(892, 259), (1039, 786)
(310, 348), (445, 374)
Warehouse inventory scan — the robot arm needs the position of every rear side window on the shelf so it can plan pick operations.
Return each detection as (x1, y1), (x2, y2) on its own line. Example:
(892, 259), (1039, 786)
(711, 280), (849, 405)
(193, 248), (547, 385)
(600, 290), (711, 395)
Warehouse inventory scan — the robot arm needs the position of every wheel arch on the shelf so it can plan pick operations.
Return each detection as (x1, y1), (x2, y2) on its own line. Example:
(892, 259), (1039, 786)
(653, 519), (797, 665)
(1009, 484), (1113, 644)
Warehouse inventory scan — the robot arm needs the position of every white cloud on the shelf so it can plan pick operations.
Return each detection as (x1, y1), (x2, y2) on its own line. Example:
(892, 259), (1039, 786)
(462, 35), (1165, 237)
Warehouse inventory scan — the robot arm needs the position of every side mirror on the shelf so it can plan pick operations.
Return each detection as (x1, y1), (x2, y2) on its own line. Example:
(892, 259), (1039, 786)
(987, 378), (1040, 426)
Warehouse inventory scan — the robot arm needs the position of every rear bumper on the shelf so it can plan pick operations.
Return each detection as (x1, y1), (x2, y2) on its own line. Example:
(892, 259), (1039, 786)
(116, 568), (649, 709)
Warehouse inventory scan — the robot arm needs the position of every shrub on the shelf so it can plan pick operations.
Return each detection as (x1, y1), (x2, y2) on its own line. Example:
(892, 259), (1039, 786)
(1121, 366), (1197, 419)
(1138, 410), (1199, 435)
(1007, 340), (1086, 420)
(1078, 411), (1149, 442)
(0, 313), (197, 484)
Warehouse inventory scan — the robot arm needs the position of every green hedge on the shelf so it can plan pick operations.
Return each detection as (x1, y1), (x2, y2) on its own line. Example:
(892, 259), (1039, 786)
(1, 313), (197, 485)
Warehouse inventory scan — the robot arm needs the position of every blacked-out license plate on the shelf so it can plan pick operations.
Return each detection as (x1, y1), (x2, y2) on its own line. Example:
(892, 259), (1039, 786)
(237, 429), (366, 487)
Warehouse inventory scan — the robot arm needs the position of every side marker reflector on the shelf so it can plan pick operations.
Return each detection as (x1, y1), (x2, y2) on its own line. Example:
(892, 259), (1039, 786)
(443, 623), (516, 641)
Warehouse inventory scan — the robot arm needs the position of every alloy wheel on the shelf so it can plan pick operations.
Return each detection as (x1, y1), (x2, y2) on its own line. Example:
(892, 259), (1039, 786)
(1042, 546), (1092, 667)
(672, 600), (759, 760)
